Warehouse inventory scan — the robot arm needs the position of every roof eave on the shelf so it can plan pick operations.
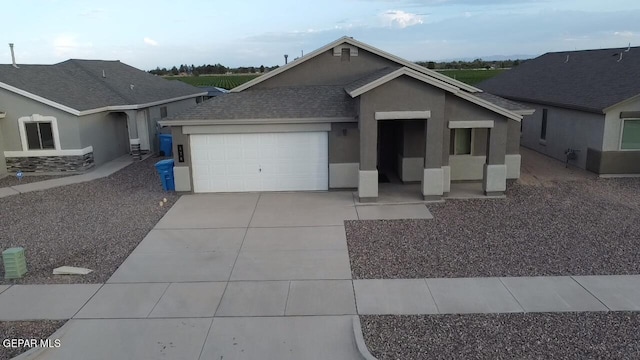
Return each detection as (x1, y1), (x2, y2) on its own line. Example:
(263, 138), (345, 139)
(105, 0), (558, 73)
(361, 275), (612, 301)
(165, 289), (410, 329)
(603, 93), (640, 113)
(490, 94), (605, 114)
(0, 81), (206, 116)
(158, 116), (357, 127)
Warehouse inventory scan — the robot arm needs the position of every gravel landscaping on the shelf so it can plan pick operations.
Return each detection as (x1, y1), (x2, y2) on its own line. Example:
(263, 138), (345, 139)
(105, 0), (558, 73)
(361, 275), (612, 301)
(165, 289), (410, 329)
(0, 321), (65, 360)
(346, 177), (640, 278)
(0, 157), (179, 284)
(361, 313), (640, 360)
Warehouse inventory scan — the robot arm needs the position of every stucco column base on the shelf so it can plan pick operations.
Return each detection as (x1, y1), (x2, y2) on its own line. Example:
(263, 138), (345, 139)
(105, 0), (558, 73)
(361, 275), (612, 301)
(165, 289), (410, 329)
(482, 164), (507, 195)
(442, 165), (451, 193)
(422, 168), (444, 200)
(358, 170), (378, 202)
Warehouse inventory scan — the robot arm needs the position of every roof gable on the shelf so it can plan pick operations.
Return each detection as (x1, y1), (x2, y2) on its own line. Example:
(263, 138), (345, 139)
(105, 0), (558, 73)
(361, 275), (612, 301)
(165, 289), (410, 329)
(232, 36), (481, 93)
(346, 67), (523, 121)
(478, 46), (640, 112)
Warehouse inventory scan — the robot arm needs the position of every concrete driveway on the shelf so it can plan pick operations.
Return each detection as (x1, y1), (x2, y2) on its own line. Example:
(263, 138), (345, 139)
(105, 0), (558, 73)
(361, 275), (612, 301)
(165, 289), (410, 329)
(25, 192), (380, 360)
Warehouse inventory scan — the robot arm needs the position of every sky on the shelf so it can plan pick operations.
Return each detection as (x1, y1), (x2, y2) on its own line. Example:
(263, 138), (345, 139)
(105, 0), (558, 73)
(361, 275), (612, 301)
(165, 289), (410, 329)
(1, 0), (639, 70)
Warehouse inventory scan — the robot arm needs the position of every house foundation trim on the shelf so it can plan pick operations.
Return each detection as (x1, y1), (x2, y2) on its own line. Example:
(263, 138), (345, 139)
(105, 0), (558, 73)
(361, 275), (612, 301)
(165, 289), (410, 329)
(421, 167), (444, 198)
(482, 164), (507, 194)
(358, 170), (378, 201)
(4, 146), (94, 158)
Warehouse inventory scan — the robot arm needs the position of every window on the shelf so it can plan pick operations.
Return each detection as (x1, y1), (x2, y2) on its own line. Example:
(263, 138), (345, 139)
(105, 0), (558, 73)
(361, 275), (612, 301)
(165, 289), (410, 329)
(540, 108), (548, 141)
(160, 106), (168, 119)
(25, 122), (55, 150)
(341, 48), (350, 62)
(450, 128), (472, 155)
(621, 119), (640, 150)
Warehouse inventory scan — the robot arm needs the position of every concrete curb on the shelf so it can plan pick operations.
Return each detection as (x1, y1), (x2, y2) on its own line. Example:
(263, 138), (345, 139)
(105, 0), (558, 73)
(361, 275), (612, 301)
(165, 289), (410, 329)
(352, 315), (378, 360)
(12, 319), (73, 360)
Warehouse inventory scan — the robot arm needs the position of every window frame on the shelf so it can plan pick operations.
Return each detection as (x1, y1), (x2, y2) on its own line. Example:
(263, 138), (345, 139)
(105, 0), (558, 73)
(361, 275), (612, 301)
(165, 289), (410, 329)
(619, 118), (640, 151)
(18, 114), (61, 152)
(450, 128), (475, 156)
(539, 108), (548, 142)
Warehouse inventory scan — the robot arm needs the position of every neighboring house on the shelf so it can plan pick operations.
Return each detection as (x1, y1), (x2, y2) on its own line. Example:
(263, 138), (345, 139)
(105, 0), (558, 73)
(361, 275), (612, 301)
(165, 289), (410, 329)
(0, 59), (206, 175)
(159, 37), (533, 201)
(199, 86), (230, 99)
(478, 46), (640, 175)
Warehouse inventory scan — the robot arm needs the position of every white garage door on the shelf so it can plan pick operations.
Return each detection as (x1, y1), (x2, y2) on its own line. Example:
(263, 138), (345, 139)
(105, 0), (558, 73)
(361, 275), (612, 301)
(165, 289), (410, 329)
(190, 132), (329, 193)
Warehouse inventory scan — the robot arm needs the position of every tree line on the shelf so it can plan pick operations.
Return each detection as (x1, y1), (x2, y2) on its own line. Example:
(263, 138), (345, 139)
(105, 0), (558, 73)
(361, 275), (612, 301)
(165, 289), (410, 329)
(416, 58), (527, 70)
(149, 64), (280, 76)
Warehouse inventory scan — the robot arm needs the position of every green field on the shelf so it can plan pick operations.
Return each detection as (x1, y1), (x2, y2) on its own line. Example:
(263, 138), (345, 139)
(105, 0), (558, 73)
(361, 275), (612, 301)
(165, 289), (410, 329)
(437, 69), (506, 85)
(164, 74), (262, 90)
(165, 68), (505, 90)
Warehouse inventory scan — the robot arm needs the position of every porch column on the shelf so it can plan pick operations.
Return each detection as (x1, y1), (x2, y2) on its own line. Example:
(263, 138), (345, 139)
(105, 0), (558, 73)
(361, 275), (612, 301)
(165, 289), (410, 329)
(422, 115), (445, 200)
(483, 119), (508, 195)
(125, 110), (138, 139)
(358, 114), (378, 202)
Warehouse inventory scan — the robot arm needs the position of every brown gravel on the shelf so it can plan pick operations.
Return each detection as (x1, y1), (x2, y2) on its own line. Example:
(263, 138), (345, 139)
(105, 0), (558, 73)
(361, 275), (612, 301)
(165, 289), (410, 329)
(0, 321), (65, 360)
(346, 178), (640, 279)
(361, 313), (640, 360)
(0, 157), (179, 284)
(0, 175), (71, 188)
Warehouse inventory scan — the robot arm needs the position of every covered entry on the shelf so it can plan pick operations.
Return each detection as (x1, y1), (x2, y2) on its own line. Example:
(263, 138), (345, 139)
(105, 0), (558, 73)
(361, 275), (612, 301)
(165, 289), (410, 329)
(190, 132), (329, 193)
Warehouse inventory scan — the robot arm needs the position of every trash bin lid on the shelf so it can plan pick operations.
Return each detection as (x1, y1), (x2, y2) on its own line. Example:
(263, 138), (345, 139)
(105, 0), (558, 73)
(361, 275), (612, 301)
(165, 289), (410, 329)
(155, 159), (175, 168)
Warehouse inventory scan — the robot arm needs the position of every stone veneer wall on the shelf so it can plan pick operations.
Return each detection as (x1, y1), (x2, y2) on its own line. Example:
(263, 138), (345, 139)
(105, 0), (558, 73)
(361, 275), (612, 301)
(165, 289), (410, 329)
(5, 152), (94, 173)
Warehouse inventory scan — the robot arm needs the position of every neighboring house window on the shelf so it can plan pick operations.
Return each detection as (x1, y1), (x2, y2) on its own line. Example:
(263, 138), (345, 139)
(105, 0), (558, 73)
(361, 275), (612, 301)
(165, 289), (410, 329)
(450, 128), (473, 155)
(621, 119), (640, 150)
(540, 108), (548, 141)
(341, 48), (350, 62)
(160, 106), (168, 119)
(18, 114), (61, 151)
(25, 122), (55, 149)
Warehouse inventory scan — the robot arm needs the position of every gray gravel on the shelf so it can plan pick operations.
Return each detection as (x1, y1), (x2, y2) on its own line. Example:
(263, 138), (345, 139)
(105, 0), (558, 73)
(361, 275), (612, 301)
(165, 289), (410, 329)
(346, 178), (640, 279)
(0, 175), (71, 188)
(0, 157), (179, 284)
(0, 320), (65, 360)
(361, 313), (640, 360)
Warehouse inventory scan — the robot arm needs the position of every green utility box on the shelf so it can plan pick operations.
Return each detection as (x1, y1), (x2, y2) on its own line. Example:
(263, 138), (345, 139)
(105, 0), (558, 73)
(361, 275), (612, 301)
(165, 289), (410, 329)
(3, 247), (27, 279)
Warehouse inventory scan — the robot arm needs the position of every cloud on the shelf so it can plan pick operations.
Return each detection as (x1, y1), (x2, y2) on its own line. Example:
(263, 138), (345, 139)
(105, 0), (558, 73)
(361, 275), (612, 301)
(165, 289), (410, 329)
(52, 34), (94, 58)
(380, 10), (425, 28)
(144, 37), (159, 46)
(614, 31), (635, 37)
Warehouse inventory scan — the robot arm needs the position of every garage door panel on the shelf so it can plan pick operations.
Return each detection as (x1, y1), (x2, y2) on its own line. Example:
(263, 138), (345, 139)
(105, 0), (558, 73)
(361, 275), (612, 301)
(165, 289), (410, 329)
(191, 132), (328, 193)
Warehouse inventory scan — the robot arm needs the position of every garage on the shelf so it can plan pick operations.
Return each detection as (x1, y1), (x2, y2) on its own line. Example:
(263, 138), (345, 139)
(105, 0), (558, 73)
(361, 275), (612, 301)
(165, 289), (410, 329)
(190, 132), (329, 193)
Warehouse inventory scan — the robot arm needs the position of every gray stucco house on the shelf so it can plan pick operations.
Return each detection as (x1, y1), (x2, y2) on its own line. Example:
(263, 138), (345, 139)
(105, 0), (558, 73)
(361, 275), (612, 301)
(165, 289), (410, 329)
(479, 46), (640, 175)
(160, 37), (533, 201)
(0, 59), (206, 174)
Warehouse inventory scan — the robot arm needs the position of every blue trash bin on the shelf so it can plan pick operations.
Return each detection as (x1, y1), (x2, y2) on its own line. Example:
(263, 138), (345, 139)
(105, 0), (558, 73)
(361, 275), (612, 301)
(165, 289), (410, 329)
(159, 134), (173, 157)
(154, 159), (175, 191)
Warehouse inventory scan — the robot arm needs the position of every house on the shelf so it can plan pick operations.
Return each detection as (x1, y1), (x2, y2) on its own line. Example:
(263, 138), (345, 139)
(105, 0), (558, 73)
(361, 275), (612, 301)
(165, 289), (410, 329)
(478, 46), (640, 175)
(159, 37), (533, 201)
(0, 59), (206, 175)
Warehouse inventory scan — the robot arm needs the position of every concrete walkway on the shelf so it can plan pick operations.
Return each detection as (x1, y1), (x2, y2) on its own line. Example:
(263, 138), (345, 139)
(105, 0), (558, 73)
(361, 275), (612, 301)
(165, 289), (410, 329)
(0, 155), (134, 198)
(4, 192), (638, 359)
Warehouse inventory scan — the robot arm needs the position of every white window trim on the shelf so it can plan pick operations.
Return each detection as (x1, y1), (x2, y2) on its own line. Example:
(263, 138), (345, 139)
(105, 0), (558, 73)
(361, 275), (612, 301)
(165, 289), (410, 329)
(18, 114), (62, 152)
(451, 128), (475, 156)
(619, 118), (640, 151)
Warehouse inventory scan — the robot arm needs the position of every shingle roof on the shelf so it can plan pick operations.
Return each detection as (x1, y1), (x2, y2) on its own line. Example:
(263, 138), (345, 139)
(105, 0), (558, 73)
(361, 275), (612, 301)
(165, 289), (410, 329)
(478, 46), (640, 112)
(473, 92), (531, 112)
(169, 86), (356, 121)
(343, 67), (400, 94)
(0, 59), (204, 111)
